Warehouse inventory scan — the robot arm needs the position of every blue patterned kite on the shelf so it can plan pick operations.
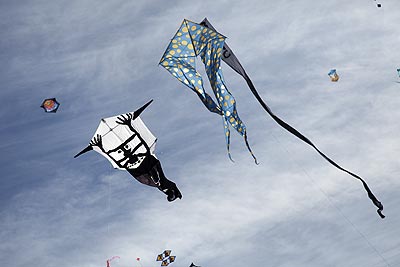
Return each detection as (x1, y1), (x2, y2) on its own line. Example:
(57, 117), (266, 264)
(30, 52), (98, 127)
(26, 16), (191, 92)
(160, 18), (384, 219)
(159, 19), (257, 163)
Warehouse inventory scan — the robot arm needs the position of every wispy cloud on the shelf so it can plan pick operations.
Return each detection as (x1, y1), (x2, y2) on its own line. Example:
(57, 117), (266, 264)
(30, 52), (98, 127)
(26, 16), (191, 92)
(1, 0), (399, 267)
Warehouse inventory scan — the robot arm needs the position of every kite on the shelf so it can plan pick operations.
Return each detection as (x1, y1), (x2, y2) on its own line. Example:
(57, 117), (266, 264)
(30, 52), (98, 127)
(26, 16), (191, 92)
(159, 19), (257, 163)
(136, 257), (143, 267)
(373, 0), (382, 7)
(328, 69), (339, 82)
(395, 69), (400, 83)
(74, 100), (182, 202)
(40, 98), (60, 113)
(156, 250), (176, 266)
(189, 263), (201, 267)
(161, 18), (384, 218)
(107, 256), (120, 267)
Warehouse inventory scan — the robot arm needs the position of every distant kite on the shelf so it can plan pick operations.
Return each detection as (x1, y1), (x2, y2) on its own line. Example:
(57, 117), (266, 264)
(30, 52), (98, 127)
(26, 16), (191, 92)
(74, 100), (182, 202)
(328, 69), (339, 82)
(40, 98), (60, 113)
(106, 256), (120, 267)
(156, 250), (176, 266)
(373, 0), (382, 7)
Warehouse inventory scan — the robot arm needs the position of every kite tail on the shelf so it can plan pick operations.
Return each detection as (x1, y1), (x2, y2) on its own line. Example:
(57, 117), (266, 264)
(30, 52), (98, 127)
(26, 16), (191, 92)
(228, 150), (235, 163)
(244, 132), (258, 165)
(223, 117), (235, 163)
(313, 143), (385, 218)
(243, 75), (384, 218)
(227, 134), (235, 163)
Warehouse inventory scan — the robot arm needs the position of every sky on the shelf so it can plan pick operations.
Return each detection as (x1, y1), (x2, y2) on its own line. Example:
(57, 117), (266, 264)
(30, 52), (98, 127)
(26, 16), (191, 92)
(1, 0), (400, 266)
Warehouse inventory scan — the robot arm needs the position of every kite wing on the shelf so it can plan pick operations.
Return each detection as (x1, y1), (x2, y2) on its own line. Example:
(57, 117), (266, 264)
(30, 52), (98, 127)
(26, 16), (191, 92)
(164, 250), (171, 257)
(169, 256), (176, 263)
(200, 18), (384, 219)
(159, 19), (257, 163)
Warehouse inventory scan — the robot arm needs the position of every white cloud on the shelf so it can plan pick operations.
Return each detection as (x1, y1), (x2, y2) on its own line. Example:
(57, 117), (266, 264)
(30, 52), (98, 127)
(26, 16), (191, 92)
(0, 0), (399, 266)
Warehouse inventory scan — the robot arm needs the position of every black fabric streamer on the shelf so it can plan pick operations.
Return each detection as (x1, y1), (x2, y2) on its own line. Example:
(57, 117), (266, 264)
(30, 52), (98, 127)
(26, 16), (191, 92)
(201, 18), (384, 219)
(243, 74), (384, 218)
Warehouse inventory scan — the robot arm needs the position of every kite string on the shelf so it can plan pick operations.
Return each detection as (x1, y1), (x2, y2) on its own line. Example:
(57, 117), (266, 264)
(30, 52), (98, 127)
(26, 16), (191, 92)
(270, 133), (391, 267)
(101, 119), (115, 238)
(107, 176), (110, 236)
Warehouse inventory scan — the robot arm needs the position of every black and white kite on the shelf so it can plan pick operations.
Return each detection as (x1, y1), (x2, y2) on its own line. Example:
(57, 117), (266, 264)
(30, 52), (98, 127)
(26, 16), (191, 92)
(74, 100), (182, 202)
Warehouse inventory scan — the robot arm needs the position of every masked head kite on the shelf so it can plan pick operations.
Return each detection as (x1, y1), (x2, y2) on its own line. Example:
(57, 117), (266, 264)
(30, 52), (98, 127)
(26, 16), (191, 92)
(74, 100), (182, 202)
(40, 98), (60, 113)
(160, 18), (384, 218)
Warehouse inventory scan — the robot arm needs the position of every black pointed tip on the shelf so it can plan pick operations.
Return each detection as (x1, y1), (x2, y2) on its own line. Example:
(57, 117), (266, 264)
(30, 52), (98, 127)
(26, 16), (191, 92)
(74, 145), (93, 158)
(132, 99), (153, 119)
(378, 210), (385, 219)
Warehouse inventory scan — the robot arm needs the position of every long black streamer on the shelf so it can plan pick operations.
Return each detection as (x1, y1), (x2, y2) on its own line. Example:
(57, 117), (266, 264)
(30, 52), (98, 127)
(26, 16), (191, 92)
(244, 75), (384, 218)
(201, 18), (384, 218)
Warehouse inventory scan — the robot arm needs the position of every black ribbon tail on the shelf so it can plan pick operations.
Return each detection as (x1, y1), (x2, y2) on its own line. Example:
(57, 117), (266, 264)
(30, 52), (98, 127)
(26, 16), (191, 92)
(243, 74), (384, 218)
(244, 132), (259, 165)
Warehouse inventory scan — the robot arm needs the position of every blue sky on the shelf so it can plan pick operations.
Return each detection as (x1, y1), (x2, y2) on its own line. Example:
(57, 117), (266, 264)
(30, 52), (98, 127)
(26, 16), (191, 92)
(1, 0), (400, 266)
